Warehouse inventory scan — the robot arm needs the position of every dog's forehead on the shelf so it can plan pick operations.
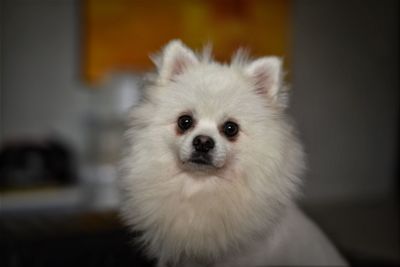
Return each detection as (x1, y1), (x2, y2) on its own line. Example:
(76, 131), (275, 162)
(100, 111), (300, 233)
(157, 64), (264, 122)
(193, 65), (244, 87)
(186, 66), (249, 98)
(188, 88), (246, 120)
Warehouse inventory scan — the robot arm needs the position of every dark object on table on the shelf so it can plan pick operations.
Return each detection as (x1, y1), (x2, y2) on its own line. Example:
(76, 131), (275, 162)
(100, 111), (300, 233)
(0, 139), (77, 189)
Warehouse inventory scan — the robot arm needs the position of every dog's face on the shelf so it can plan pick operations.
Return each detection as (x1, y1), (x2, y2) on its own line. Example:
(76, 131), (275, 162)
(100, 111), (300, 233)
(165, 67), (255, 173)
(145, 40), (287, 177)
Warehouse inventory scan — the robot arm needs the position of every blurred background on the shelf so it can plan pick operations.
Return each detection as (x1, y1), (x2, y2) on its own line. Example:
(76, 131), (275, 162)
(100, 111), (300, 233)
(0, 0), (398, 266)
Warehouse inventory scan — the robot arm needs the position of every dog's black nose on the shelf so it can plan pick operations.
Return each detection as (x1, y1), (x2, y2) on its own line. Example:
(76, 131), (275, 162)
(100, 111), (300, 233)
(192, 135), (215, 153)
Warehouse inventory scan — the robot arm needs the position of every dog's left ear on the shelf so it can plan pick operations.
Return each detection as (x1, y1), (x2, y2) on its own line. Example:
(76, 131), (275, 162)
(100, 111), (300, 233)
(154, 40), (199, 83)
(245, 57), (286, 107)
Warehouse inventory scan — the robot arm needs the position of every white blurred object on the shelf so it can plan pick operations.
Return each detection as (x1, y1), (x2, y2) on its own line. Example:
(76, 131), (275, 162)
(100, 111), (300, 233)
(78, 73), (142, 210)
(81, 164), (120, 211)
(85, 73), (142, 166)
(114, 74), (142, 115)
(92, 73), (142, 117)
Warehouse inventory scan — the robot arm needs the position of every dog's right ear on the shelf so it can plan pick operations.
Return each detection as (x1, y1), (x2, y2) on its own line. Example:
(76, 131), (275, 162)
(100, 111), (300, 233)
(153, 40), (198, 83)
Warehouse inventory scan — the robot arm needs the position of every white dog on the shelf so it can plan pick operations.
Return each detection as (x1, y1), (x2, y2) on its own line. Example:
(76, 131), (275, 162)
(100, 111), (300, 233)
(119, 40), (347, 266)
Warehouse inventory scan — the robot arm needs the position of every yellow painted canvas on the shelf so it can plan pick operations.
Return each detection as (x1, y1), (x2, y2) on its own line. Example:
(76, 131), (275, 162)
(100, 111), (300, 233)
(83, 0), (291, 84)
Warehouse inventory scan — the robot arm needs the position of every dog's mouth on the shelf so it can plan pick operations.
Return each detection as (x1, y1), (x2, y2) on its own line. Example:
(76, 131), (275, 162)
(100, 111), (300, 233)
(180, 150), (226, 172)
(188, 152), (213, 166)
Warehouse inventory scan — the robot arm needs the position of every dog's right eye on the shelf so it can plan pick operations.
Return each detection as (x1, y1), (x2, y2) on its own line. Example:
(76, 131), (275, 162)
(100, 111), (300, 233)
(177, 115), (193, 132)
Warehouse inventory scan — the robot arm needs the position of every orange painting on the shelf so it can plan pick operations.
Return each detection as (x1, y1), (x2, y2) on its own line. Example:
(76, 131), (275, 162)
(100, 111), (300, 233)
(83, 0), (291, 84)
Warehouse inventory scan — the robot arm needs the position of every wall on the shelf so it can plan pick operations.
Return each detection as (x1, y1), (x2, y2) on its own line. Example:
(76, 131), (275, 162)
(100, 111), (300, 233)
(1, 0), (90, 156)
(1, 0), (398, 203)
(291, 0), (399, 202)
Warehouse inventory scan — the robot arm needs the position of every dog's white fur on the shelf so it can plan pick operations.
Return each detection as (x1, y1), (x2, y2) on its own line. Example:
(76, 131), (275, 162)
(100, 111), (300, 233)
(119, 40), (347, 266)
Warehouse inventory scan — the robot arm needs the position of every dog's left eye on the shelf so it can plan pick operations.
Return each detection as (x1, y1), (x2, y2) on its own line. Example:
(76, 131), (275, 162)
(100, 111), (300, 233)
(223, 121), (239, 138)
(177, 115), (193, 132)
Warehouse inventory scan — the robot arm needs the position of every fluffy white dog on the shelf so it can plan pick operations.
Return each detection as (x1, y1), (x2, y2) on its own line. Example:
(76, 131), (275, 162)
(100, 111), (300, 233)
(119, 40), (347, 267)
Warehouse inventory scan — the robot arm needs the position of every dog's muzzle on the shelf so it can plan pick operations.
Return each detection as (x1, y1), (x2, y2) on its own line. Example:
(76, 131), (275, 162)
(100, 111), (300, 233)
(189, 135), (215, 165)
